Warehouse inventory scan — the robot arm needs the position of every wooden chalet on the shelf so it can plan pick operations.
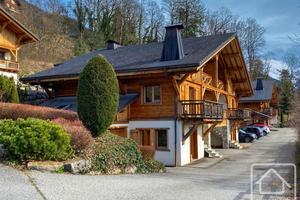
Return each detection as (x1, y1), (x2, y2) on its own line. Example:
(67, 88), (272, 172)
(239, 78), (279, 126)
(21, 25), (253, 166)
(0, 7), (38, 80)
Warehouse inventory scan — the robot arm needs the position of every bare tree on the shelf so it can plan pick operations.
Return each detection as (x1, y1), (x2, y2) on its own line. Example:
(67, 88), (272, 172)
(238, 18), (265, 73)
(203, 7), (238, 35)
(142, 0), (165, 43)
(284, 53), (300, 87)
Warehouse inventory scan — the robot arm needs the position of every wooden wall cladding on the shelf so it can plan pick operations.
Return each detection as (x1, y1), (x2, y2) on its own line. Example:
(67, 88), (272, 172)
(121, 76), (175, 120)
(0, 28), (17, 49)
(109, 127), (128, 138)
(53, 80), (78, 97)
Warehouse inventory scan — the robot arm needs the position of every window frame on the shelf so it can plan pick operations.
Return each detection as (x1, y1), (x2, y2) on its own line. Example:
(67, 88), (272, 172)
(155, 129), (169, 151)
(143, 85), (161, 105)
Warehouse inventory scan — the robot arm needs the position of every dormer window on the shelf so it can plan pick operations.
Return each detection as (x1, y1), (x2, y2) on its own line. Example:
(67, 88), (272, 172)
(144, 85), (161, 104)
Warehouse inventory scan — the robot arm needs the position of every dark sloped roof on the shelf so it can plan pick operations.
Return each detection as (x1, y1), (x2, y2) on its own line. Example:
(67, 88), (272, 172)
(21, 33), (236, 82)
(239, 79), (274, 103)
(39, 93), (139, 113)
(251, 111), (272, 119)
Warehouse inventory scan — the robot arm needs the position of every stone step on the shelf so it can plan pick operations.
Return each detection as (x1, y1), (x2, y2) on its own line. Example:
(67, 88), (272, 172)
(204, 147), (223, 158)
(229, 141), (243, 149)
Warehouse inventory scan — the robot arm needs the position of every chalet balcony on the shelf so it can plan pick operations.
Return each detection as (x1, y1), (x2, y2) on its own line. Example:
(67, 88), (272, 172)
(0, 59), (19, 71)
(262, 108), (277, 116)
(227, 108), (252, 121)
(179, 100), (224, 120)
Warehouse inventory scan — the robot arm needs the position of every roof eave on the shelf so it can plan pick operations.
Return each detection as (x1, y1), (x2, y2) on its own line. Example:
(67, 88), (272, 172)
(20, 63), (201, 84)
(0, 7), (39, 43)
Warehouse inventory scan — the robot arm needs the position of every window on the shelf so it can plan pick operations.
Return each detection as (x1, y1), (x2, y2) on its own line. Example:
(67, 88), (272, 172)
(156, 129), (168, 150)
(144, 85), (160, 104)
(136, 128), (169, 150)
(139, 129), (151, 146)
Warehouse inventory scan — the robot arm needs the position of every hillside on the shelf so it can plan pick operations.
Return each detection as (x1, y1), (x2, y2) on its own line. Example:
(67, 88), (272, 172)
(0, 0), (77, 76)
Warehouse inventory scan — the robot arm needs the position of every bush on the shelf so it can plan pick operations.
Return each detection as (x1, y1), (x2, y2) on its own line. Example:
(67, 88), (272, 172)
(77, 56), (119, 137)
(140, 157), (166, 173)
(0, 75), (19, 103)
(84, 132), (165, 174)
(139, 146), (155, 158)
(52, 118), (93, 152)
(88, 133), (143, 173)
(0, 118), (74, 161)
(0, 102), (78, 120)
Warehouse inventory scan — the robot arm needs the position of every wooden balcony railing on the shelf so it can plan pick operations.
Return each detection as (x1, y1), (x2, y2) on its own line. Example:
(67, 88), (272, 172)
(0, 59), (19, 71)
(262, 108), (276, 116)
(179, 100), (224, 120)
(227, 108), (252, 121)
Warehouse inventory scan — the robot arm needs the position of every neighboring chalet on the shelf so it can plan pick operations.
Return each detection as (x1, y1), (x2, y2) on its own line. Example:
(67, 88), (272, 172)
(239, 78), (279, 126)
(21, 25), (253, 166)
(0, 7), (38, 80)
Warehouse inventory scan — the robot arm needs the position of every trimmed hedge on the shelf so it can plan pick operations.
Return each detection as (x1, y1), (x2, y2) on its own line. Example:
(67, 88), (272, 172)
(0, 118), (74, 161)
(52, 118), (93, 152)
(77, 56), (119, 137)
(0, 102), (78, 121)
(0, 75), (19, 103)
(84, 132), (165, 174)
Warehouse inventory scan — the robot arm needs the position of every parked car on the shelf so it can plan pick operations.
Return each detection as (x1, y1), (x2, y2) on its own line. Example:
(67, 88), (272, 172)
(249, 123), (270, 134)
(239, 129), (257, 143)
(242, 126), (265, 138)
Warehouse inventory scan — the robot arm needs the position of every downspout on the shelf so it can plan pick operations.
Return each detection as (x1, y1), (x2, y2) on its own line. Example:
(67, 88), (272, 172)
(174, 80), (180, 166)
(174, 96), (178, 167)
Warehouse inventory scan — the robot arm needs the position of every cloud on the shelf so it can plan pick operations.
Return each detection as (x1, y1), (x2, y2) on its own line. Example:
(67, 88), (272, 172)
(268, 59), (288, 79)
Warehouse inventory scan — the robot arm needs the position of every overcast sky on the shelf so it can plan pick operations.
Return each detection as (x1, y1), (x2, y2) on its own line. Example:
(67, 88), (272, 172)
(202, 0), (300, 78)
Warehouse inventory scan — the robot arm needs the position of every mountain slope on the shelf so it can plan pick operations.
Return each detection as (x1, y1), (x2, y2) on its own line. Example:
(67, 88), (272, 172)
(0, 0), (77, 76)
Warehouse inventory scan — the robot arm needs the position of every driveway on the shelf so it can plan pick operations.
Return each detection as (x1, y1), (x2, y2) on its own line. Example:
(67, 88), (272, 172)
(0, 128), (297, 200)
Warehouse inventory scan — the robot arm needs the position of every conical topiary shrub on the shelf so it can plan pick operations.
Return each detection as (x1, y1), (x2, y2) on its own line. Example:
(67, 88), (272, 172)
(77, 56), (119, 137)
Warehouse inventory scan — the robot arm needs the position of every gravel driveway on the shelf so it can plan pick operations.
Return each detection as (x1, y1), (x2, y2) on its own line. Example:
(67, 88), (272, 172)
(0, 128), (297, 200)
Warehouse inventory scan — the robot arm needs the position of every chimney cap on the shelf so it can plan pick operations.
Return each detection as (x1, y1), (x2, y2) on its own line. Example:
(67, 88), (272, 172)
(165, 24), (184, 30)
(107, 40), (121, 45)
(107, 40), (121, 50)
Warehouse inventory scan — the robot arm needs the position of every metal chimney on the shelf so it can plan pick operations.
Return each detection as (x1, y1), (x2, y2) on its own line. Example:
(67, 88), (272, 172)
(161, 24), (184, 61)
(256, 78), (264, 90)
(107, 40), (121, 50)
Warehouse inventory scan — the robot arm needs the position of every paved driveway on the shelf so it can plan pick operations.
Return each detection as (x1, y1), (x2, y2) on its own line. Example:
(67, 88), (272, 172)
(0, 128), (297, 200)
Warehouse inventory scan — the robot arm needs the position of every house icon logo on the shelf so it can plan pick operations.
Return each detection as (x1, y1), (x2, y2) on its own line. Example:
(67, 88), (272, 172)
(255, 168), (292, 195)
(251, 163), (296, 200)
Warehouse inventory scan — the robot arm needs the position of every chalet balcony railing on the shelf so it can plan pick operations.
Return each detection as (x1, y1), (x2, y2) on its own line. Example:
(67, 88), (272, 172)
(227, 108), (252, 121)
(179, 100), (224, 120)
(262, 108), (276, 116)
(0, 59), (19, 71)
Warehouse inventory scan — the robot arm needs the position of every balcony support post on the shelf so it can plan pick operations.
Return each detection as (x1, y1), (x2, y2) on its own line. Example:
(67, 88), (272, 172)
(182, 122), (201, 143)
(203, 122), (219, 139)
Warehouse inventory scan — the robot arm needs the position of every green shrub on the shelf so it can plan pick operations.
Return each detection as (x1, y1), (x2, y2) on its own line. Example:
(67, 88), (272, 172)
(140, 157), (166, 173)
(86, 132), (165, 174)
(89, 133), (143, 173)
(0, 75), (19, 103)
(0, 118), (74, 161)
(77, 56), (119, 137)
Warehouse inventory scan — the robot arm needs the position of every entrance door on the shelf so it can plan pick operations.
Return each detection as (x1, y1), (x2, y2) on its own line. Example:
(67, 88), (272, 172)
(190, 130), (198, 161)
